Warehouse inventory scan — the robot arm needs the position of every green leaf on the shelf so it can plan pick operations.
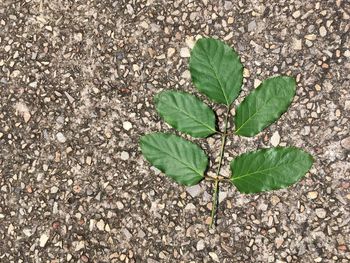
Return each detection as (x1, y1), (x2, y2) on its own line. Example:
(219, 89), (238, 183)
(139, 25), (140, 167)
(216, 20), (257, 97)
(235, 76), (296, 137)
(154, 90), (216, 138)
(230, 147), (313, 194)
(140, 133), (208, 186)
(189, 38), (243, 105)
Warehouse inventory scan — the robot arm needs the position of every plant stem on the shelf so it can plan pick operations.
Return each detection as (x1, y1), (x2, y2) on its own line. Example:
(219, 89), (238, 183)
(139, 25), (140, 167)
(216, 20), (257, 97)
(210, 106), (231, 228)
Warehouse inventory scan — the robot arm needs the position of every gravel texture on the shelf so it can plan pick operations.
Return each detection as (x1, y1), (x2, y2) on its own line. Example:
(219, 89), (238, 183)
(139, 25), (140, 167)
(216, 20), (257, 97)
(0, 0), (349, 262)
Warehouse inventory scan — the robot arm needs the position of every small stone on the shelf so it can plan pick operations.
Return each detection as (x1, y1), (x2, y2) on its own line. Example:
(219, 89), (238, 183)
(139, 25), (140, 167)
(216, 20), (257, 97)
(75, 241), (85, 251)
(275, 237), (284, 248)
(116, 201), (124, 209)
(184, 203), (196, 210)
(270, 131), (280, 146)
(247, 20), (256, 32)
(315, 84), (321, 91)
(315, 208), (327, 219)
(86, 156), (92, 165)
(123, 121), (132, 131)
(81, 255), (89, 262)
(292, 10), (301, 18)
(227, 17), (234, 24)
(96, 219), (105, 231)
(344, 50), (350, 57)
(209, 252), (220, 262)
(74, 33), (83, 41)
(307, 191), (318, 199)
(150, 166), (161, 175)
(180, 47), (190, 58)
(292, 38), (302, 50)
(39, 233), (49, 247)
(254, 79), (261, 88)
(271, 195), (280, 206)
(15, 102), (31, 123)
(51, 186), (59, 194)
(319, 26), (327, 37)
(56, 132), (66, 143)
(340, 137), (350, 150)
(140, 21), (149, 29)
(23, 229), (33, 237)
(196, 240), (205, 250)
(29, 81), (37, 88)
(305, 34), (317, 41)
(186, 185), (202, 197)
(167, 47), (175, 58)
(243, 68), (250, 78)
(64, 91), (75, 103)
(121, 151), (129, 160)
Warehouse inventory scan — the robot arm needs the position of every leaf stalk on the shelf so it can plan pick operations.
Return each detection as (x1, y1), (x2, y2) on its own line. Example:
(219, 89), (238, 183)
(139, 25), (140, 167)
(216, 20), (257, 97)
(210, 106), (230, 228)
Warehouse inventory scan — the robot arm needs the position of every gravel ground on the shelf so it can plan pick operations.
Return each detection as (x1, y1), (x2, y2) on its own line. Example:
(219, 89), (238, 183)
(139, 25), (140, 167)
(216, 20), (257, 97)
(1, 0), (349, 262)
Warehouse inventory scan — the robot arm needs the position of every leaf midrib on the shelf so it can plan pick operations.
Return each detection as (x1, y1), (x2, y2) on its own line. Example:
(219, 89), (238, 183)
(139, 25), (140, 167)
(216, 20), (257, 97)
(201, 46), (229, 105)
(232, 159), (302, 182)
(144, 140), (204, 178)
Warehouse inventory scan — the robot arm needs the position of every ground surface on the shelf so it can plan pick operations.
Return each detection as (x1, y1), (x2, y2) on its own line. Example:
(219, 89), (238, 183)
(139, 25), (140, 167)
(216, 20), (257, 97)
(0, 0), (349, 262)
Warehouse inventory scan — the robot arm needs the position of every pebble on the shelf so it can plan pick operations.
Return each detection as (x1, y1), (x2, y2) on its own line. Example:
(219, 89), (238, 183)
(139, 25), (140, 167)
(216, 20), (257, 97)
(184, 203), (196, 210)
(121, 151), (129, 160)
(315, 208), (327, 219)
(196, 240), (205, 250)
(247, 20), (256, 32)
(292, 10), (301, 18)
(140, 21), (149, 29)
(180, 47), (190, 57)
(319, 26), (327, 37)
(39, 233), (49, 247)
(186, 185), (202, 197)
(307, 191), (318, 199)
(86, 156), (92, 165)
(340, 137), (350, 150)
(270, 195), (280, 206)
(116, 201), (125, 209)
(123, 121), (132, 131)
(270, 131), (280, 147)
(56, 132), (66, 143)
(209, 252), (220, 262)
(167, 48), (175, 57)
(292, 38), (302, 50)
(96, 219), (105, 231)
(275, 237), (284, 248)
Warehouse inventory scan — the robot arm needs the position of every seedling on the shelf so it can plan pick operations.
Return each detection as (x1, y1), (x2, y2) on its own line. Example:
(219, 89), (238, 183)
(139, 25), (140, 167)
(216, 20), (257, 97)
(140, 38), (313, 227)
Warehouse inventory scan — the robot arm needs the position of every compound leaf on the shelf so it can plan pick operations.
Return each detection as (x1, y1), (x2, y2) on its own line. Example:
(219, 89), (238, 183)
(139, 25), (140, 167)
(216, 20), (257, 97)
(155, 90), (216, 138)
(189, 38), (243, 105)
(235, 76), (296, 137)
(230, 147), (313, 194)
(140, 133), (208, 186)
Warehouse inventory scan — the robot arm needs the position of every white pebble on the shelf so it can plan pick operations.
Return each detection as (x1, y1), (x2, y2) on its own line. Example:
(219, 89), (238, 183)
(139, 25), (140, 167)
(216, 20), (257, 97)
(56, 132), (66, 143)
(96, 219), (105, 231)
(209, 252), (220, 262)
(123, 121), (132, 131)
(196, 240), (205, 250)
(315, 208), (327, 219)
(116, 201), (125, 209)
(180, 47), (190, 57)
(39, 233), (49, 247)
(319, 26), (327, 37)
(121, 151), (129, 160)
(270, 131), (280, 146)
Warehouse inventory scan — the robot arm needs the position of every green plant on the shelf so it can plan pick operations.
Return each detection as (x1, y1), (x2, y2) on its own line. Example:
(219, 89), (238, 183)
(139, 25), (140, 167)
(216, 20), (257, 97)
(140, 38), (313, 227)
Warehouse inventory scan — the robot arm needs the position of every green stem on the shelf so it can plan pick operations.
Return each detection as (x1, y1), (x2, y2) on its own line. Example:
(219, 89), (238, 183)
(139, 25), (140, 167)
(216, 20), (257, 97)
(210, 106), (231, 228)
